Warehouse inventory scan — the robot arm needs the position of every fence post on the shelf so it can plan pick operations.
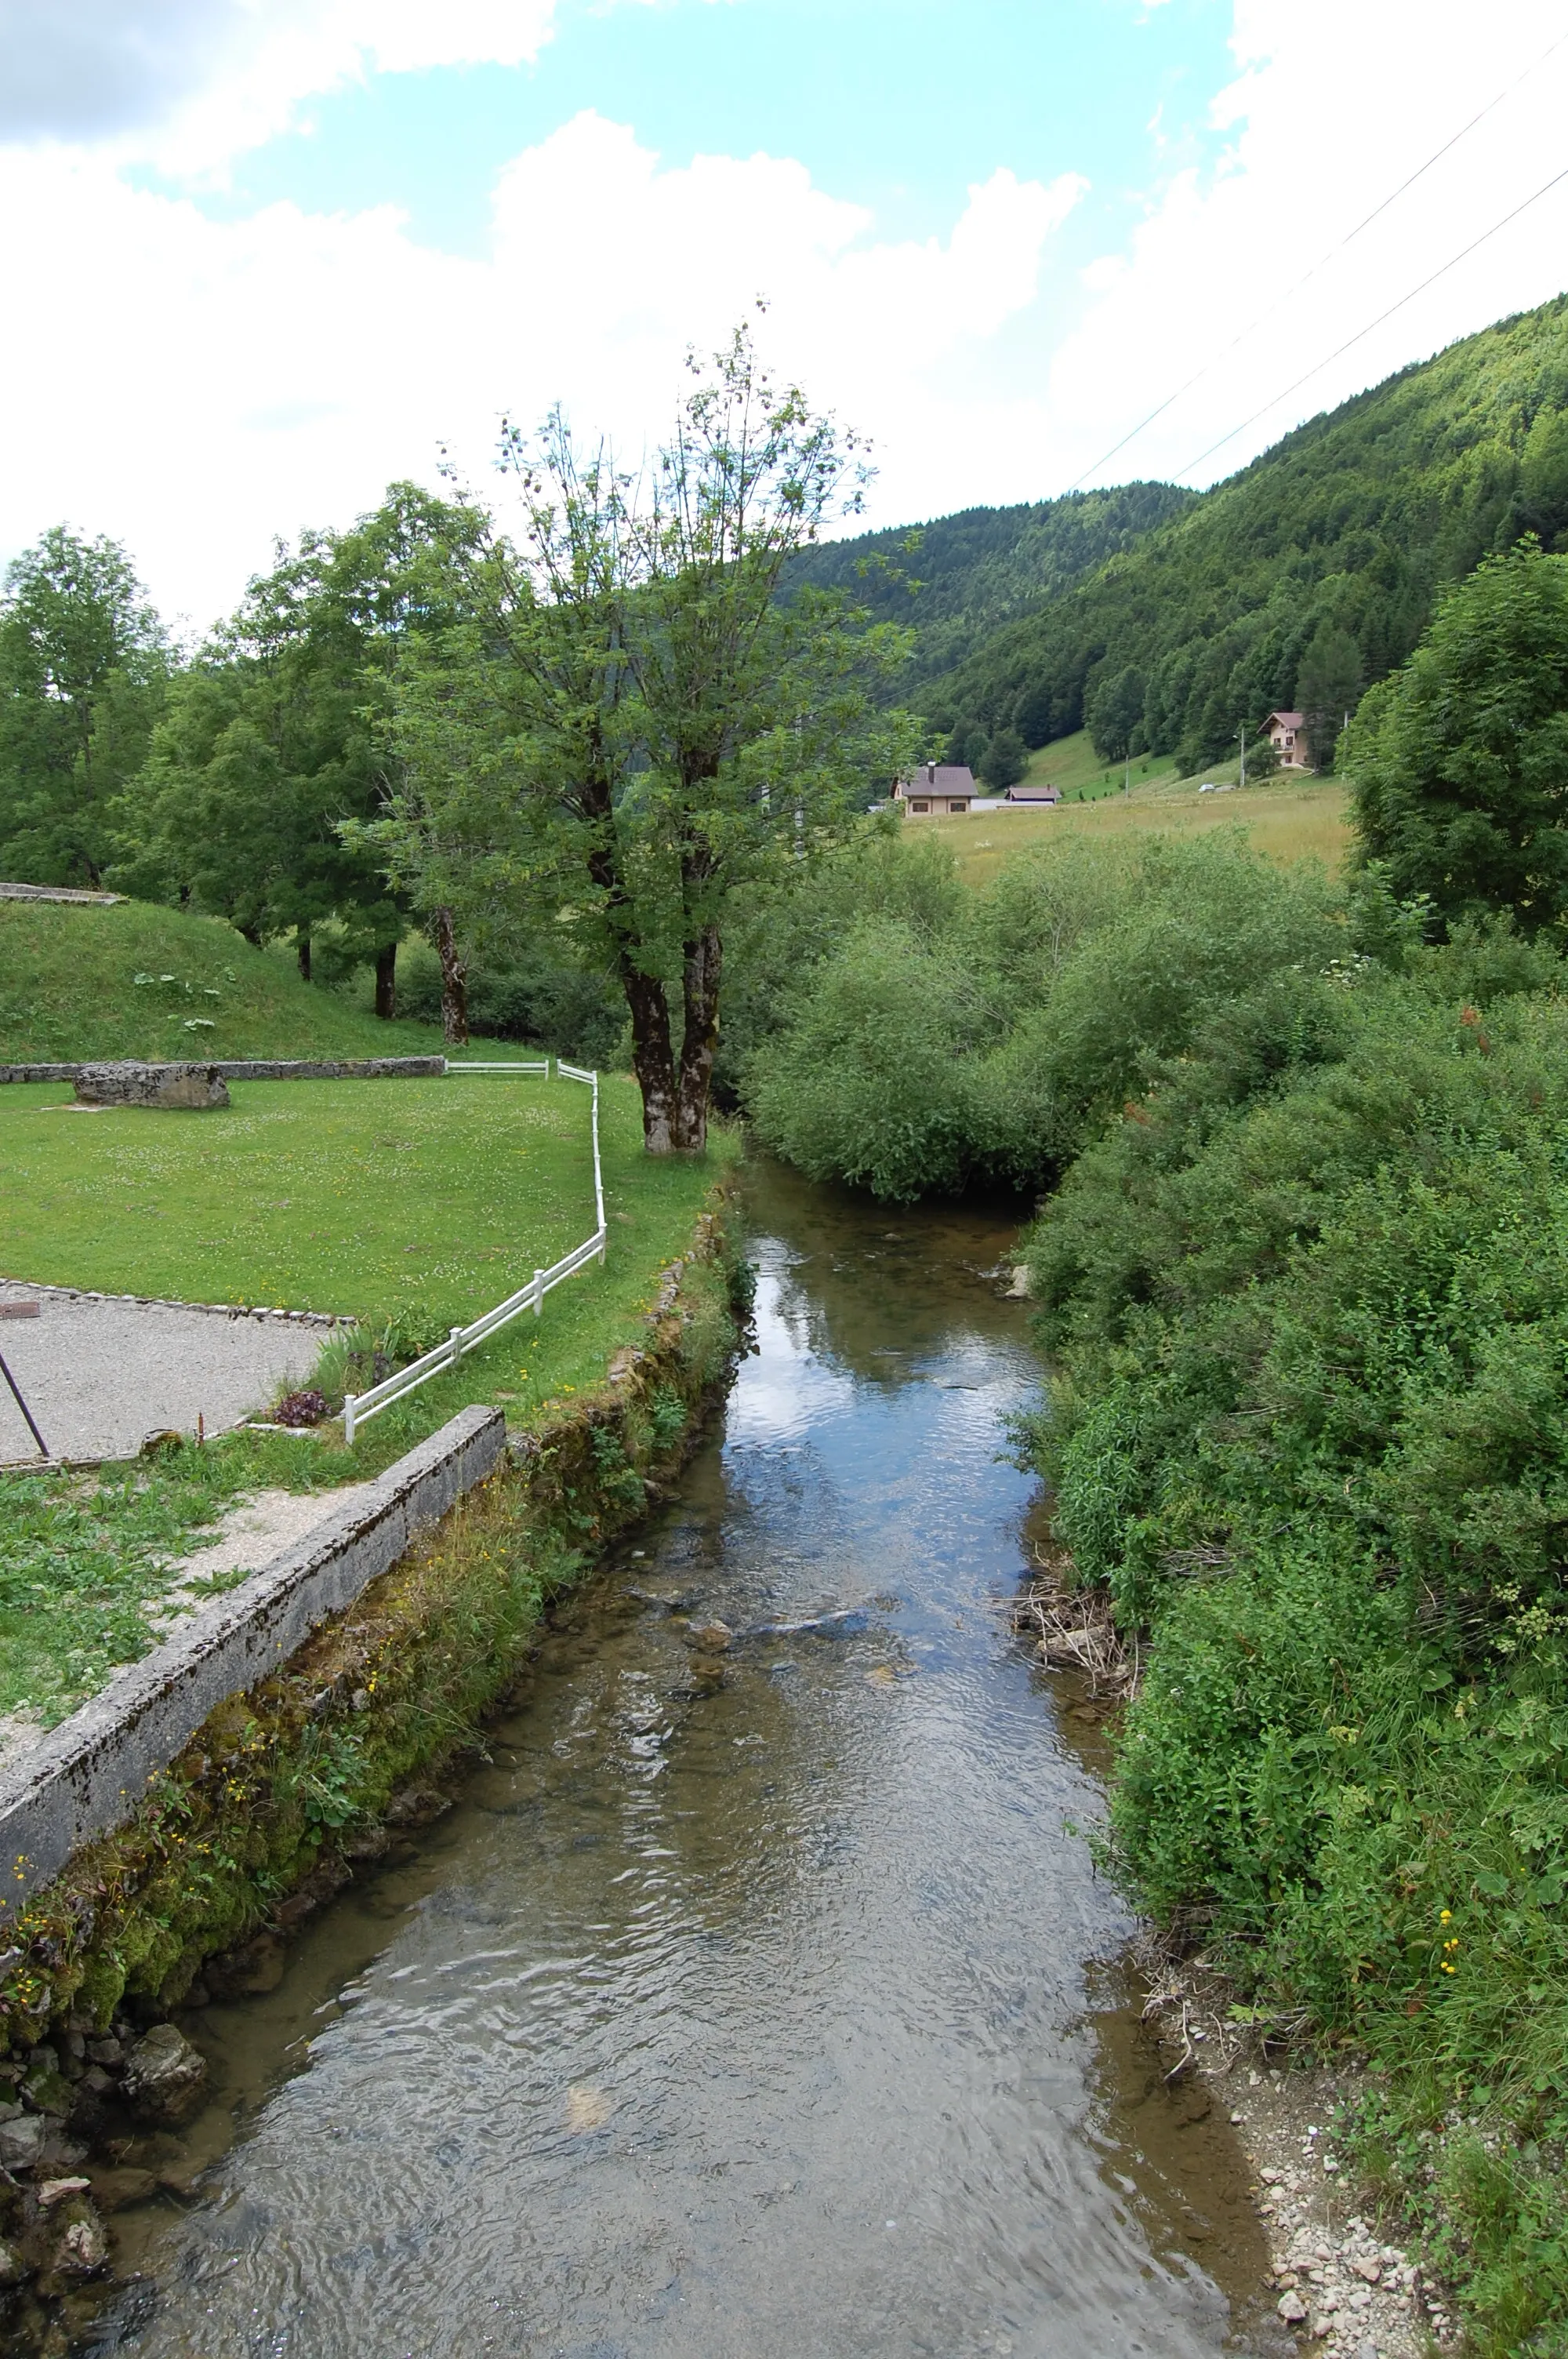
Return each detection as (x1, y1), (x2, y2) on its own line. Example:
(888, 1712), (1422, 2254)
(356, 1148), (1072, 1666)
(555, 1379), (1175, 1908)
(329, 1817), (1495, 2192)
(343, 1393), (356, 1447)
(532, 1270), (543, 1316)
(449, 1325), (463, 1366)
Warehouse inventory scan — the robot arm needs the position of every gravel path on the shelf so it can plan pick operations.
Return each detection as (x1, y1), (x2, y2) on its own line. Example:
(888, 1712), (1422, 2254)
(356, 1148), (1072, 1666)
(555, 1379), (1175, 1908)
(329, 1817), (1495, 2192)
(0, 1279), (332, 1462)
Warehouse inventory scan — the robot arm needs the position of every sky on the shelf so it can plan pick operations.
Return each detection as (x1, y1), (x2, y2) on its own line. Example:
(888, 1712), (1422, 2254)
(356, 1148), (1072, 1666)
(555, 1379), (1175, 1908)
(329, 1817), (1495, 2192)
(4, 0), (1568, 633)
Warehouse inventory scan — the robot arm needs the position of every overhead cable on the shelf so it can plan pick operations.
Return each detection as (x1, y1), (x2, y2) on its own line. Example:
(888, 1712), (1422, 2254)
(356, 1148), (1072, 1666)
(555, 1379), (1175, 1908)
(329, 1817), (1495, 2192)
(1172, 158), (1568, 482)
(1066, 27), (1568, 493)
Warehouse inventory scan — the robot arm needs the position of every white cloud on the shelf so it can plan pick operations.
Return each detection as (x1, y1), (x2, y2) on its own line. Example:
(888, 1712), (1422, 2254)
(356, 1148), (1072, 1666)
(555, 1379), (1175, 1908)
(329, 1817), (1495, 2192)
(0, 0), (559, 169)
(0, 114), (1076, 626)
(9, 0), (1566, 631)
(1049, 0), (1568, 491)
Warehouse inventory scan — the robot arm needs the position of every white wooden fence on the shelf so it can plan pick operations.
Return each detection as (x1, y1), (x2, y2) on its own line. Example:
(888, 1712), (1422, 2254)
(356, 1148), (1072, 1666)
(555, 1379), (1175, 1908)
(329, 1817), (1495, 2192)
(343, 1059), (606, 1445)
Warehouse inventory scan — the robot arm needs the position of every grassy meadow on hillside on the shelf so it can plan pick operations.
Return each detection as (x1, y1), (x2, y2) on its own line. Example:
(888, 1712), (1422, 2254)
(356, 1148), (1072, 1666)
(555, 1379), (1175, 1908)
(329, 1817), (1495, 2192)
(930, 752), (1351, 888)
(0, 898), (509, 1065)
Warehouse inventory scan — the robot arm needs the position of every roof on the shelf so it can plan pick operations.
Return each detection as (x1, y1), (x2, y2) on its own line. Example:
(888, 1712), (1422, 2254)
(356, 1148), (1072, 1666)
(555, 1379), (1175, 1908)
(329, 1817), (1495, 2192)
(1007, 783), (1058, 801)
(1265, 711), (1305, 729)
(897, 765), (975, 797)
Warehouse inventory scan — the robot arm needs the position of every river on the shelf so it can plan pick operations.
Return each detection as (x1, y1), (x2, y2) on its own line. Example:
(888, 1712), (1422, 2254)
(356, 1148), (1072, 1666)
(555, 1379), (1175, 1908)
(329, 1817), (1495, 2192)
(90, 1158), (1272, 2357)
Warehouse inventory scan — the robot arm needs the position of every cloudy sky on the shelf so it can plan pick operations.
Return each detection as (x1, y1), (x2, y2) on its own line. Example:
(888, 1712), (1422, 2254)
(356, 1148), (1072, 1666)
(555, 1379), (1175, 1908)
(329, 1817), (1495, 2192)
(4, 0), (1567, 631)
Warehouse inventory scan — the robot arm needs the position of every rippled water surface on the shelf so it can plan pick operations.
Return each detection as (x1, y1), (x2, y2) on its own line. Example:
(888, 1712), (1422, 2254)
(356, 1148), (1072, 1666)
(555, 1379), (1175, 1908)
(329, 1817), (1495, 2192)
(96, 1161), (1270, 2358)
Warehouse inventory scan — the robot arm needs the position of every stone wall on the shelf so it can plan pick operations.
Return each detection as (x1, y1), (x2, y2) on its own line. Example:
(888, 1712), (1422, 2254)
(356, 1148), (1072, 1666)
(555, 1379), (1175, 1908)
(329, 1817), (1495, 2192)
(0, 1405), (506, 1926)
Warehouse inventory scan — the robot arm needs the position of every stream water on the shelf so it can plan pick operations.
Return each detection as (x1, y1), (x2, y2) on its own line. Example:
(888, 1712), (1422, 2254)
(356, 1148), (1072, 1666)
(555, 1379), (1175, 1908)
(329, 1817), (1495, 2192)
(90, 1159), (1273, 2359)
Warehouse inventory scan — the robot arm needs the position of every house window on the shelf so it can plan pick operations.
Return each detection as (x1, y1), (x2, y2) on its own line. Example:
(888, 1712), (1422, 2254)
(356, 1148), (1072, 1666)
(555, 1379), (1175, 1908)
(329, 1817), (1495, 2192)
(910, 800), (929, 813)
(949, 800), (967, 814)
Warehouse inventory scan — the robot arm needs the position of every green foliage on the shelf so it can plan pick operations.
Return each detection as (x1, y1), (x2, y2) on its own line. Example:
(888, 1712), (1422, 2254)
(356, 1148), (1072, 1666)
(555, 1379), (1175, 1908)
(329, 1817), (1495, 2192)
(1008, 924), (1568, 2346)
(372, 327), (921, 1152)
(0, 895), (495, 1064)
(977, 724), (1027, 790)
(112, 485), (476, 986)
(1085, 663), (1145, 762)
(1351, 540), (1568, 936)
(927, 293), (1568, 771)
(782, 481), (1192, 697)
(0, 525), (169, 889)
(745, 828), (1343, 1197)
(1294, 620), (1362, 772)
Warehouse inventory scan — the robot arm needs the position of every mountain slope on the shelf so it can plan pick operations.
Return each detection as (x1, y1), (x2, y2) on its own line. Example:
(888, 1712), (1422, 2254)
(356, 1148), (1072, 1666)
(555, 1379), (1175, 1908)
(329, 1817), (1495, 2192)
(924, 293), (1568, 768)
(788, 481), (1192, 689)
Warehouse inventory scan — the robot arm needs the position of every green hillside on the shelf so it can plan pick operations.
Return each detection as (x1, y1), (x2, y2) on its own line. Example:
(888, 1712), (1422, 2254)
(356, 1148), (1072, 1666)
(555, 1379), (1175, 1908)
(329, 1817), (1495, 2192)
(0, 898), (486, 1063)
(786, 480), (1192, 692)
(923, 293), (1568, 770)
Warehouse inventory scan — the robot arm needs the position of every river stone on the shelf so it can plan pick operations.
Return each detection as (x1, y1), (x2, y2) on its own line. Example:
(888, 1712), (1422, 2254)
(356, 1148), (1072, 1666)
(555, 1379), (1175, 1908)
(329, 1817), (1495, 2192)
(74, 1060), (230, 1110)
(122, 2023), (207, 2123)
(1276, 2288), (1308, 2324)
(0, 2114), (44, 2170)
(49, 2205), (108, 2277)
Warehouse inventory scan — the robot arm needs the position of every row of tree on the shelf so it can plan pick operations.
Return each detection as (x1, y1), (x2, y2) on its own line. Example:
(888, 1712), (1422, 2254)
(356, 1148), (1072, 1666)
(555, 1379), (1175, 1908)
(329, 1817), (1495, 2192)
(0, 329), (918, 1152)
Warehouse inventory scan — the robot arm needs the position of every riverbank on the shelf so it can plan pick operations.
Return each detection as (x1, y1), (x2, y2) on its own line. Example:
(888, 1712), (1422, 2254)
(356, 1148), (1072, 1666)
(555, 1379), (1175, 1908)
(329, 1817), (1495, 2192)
(0, 1204), (745, 2348)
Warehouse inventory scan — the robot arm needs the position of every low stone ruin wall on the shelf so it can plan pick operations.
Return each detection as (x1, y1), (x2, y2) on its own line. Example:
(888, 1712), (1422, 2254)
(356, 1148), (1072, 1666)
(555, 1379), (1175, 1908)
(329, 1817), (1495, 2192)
(0, 1056), (448, 1086)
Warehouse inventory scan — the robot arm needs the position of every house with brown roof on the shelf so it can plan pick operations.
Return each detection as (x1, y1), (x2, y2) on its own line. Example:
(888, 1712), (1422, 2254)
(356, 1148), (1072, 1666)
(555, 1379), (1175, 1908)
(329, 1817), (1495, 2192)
(895, 762), (976, 816)
(1006, 782), (1058, 805)
(1265, 711), (1311, 769)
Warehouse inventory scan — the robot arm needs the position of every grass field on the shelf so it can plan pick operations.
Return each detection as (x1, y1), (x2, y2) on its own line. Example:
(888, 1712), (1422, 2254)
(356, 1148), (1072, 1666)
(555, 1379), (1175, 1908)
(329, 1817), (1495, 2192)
(0, 897), (499, 1065)
(1014, 726), (1185, 802)
(0, 1072), (739, 1728)
(935, 759), (1352, 889)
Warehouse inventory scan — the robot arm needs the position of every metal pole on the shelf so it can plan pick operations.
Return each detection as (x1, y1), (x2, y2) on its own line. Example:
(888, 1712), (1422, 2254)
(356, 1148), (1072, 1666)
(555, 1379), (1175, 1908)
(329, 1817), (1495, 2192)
(0, 1347), (49, 1459)
(1239, 723), (1247, 790)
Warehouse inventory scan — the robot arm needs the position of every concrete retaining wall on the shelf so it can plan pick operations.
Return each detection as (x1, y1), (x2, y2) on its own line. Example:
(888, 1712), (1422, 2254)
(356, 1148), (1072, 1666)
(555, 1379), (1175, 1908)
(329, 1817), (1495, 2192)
(0, 1405), (505, 1927)
(0, 1057), (447, 1085)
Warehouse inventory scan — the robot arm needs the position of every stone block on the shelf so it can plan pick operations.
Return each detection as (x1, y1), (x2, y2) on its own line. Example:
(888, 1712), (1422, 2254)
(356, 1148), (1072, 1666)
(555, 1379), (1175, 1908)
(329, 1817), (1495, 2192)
(74, 1062), (230, 1110)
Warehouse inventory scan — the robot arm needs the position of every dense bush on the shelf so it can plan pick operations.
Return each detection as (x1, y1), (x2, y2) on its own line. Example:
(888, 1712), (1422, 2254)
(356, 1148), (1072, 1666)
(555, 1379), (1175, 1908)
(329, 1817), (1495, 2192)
(744, 829), (1344, 1197)
(1011, 936), (1568, 2353)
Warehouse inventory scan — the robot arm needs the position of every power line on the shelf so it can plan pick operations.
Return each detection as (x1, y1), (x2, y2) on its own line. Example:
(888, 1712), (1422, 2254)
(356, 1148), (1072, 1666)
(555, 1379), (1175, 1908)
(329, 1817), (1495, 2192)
(1172, 158), (1568, 482)
(1066, 27), (1568, 493)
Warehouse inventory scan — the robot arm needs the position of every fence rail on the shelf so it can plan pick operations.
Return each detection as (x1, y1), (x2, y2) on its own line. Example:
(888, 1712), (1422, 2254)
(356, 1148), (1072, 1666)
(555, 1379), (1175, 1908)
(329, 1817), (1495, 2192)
(343, 1060), (605, 1445)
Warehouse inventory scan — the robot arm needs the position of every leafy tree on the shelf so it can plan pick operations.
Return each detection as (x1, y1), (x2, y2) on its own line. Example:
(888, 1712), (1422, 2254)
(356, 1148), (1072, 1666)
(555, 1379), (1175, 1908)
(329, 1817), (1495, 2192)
(0, 526), (169, 887)
(1294, 621), (1362, 769)
(1085, 664), (1145, 763)
(1351, 540), (1568, 936)
(116, 485), (477, 1016)
(977, 725), (1027, 790)
(376, 326), (919, 1151)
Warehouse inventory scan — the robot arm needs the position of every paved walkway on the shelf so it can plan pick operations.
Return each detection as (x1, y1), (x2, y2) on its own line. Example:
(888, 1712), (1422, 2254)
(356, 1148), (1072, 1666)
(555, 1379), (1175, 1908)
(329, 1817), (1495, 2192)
(0, 1279), (331, 1463)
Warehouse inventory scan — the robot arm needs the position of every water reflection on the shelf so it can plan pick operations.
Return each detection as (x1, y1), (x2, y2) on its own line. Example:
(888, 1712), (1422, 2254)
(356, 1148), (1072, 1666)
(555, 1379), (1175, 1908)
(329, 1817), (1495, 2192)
(93, 1161), (1265, 2358)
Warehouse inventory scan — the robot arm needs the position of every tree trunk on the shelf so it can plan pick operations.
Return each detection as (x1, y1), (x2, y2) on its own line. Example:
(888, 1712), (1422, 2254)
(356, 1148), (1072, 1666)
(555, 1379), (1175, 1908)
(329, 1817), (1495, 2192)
(673, 921), (721, 1152)
(622, 962), (678, 1153)
(374, 940), (397, 1020)
(430, 907), (468, 1045)
(297, 934), (311, 983)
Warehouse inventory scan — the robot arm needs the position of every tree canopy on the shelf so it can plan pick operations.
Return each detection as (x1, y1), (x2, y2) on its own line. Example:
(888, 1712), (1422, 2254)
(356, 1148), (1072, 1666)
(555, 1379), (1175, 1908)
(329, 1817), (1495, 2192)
(114, 485), (477, 1011)
(0, 526), (169, 887)
(1351, 539), (1568, 937)
(371, 325), (919, 1150)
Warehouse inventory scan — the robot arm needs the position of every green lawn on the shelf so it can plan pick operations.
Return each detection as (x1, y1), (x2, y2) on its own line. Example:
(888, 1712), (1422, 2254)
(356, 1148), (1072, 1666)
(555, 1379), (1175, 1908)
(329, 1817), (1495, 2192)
(0, 1072), (596, 1329)
(0, 1071), (739, 1729)
(1014, 725), (1185, 803)
(0, 896), (502, 1065)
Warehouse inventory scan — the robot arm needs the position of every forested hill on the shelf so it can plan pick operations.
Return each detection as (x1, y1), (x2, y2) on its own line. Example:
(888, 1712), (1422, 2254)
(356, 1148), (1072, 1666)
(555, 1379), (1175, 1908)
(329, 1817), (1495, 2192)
(786, 480), (1192, 688)
(920, 292), (1568, 773)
